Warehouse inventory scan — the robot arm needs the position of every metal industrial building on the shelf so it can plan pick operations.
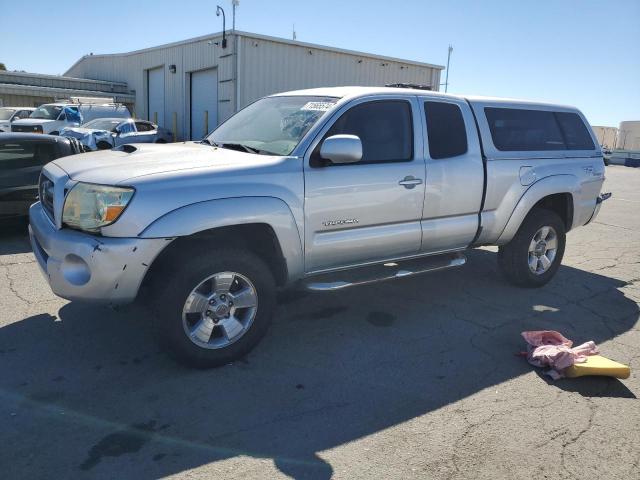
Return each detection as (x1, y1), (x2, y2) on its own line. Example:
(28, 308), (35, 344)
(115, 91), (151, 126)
(0, 70), (134, 108)
(592, 125), (618, 149)
(65, 31), (444, 140)
(616, 121), (640, 151)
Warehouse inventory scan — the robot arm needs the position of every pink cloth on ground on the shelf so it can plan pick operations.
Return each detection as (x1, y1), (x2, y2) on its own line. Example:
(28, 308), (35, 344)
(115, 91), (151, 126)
(521, 330), (599, 379)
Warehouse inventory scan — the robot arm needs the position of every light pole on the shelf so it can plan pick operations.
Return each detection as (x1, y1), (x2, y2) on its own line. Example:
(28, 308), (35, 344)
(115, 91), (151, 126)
(232, 0), (239, 31)
(442, 44), (453, 93)
(216, 5), (227, 48)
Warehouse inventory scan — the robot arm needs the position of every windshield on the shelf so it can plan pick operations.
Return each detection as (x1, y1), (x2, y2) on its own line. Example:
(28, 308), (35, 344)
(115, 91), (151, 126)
(31, 105), (63, 120)
(207, 96), (338, 156)
(83, 119), (123, 131)
(0, 108), (16, 121)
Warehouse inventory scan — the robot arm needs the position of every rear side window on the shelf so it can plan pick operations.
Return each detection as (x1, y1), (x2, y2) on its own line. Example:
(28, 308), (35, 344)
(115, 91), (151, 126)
(555, 112), (595, 150)
(323, 100), (413, 163)
(485, 108), (564, 151)
(485, 107), (595, 152)
(0, 142), (55, 171)
(424, 101), (468, 159)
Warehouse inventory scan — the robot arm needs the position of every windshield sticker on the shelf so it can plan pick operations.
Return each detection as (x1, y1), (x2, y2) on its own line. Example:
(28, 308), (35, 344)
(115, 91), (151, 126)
(300, 102), (334, 112)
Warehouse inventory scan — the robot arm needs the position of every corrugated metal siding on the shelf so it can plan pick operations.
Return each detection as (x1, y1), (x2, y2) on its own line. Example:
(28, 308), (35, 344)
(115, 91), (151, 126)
(0, 94), (54, 108)
(66, 33), (233, 140)
(0, 71), (128, 93)
(238, 36), (441, 108)
(64, 31), (443, 140)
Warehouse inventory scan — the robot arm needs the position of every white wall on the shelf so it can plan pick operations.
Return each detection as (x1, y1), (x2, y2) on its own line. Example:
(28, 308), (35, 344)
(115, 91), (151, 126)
(66, 33), (234, 141)
(238, 35), (441, 109)
(617, 121), (640, 151)
(65, 32), (443, 141)
(592, 126), (618, 149)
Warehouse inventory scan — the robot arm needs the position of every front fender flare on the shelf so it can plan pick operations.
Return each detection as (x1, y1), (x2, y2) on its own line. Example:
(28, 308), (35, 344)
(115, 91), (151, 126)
(496, 175), (578, 245)
(140, 196), (304, 282)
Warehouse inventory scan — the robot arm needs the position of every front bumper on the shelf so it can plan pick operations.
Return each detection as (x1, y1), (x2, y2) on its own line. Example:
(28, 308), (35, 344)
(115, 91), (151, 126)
(29, 202), (170, 304)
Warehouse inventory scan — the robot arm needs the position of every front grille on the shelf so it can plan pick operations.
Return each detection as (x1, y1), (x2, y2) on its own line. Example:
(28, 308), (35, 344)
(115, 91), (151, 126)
(39, 174), (55, 222)
(12, 124), (43, 133)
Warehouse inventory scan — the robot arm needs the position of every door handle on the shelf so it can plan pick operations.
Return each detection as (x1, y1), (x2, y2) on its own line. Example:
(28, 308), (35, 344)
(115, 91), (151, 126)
(398, 176), (423, 189)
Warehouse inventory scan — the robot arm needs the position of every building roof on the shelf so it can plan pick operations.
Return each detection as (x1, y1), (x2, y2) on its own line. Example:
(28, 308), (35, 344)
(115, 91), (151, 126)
(65, 30), (445, 75)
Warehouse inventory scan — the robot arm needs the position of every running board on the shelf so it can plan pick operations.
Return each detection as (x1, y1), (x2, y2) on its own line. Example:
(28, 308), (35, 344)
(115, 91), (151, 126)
(304, 252), (466, 291)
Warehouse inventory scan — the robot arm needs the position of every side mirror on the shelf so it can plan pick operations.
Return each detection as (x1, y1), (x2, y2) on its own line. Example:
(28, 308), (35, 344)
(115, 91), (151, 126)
(319, 134), (362, 164)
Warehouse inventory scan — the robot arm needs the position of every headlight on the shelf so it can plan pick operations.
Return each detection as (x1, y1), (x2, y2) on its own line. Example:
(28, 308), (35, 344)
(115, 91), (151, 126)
(62, 183), (135, 232)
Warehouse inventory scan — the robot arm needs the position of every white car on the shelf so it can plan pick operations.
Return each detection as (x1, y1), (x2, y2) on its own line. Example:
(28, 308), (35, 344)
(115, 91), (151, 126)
(12, 101), (130, 135)
(60, 118), (173, 150)
(0, 107), (35, 132)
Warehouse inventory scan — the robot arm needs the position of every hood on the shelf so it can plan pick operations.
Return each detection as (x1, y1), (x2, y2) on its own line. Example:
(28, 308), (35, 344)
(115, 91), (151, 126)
(13, 118), (56, 126)
(62, 127), (105, 135)
(52, 142), (279, 185)
(61, 127), (109, 139)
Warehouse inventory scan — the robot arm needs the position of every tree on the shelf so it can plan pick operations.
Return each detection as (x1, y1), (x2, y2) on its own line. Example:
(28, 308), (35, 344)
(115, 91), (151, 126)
(0, 63), (6, 71)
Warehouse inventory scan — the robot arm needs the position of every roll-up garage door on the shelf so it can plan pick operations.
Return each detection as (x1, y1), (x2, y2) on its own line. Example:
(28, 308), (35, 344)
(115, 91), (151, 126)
(147, 67), (165, 127)
(190, 68), (218, 140)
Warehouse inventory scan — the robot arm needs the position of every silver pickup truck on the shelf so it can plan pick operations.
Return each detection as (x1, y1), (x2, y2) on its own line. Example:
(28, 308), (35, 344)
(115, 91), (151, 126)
(28, 86), (608, 367)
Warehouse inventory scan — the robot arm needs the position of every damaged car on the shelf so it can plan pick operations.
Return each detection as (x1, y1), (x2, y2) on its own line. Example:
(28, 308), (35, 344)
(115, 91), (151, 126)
(59, 118), (173, 150)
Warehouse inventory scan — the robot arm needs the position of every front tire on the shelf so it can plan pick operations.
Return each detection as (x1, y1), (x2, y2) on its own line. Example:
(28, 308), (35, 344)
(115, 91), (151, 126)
(153, 248), (276, 368)
(498, 208), (566, 288)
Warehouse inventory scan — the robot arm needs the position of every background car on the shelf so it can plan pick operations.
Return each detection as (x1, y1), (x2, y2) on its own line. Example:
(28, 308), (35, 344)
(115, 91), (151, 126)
(601, 146), (612, 165)
(60, 118), (173, 150)
(0, 133), (83, 220)
(0, 107), (36, 132)
(11, 100), (130, 135)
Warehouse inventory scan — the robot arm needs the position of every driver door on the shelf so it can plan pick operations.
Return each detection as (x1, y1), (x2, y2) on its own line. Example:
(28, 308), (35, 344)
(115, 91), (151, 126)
(303, 97), (425, 273)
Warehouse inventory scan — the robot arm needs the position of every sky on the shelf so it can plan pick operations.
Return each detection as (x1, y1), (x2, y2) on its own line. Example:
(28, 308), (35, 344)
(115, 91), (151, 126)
(1, 0), (638, 126)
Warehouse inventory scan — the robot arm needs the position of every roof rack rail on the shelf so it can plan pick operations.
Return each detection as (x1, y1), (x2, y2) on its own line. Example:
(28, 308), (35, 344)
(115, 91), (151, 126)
(385, 83), (433, 91)
(54, 96), (117, 105)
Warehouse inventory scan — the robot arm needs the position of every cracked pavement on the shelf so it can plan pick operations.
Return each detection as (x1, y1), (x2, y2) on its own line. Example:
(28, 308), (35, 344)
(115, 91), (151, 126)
(0, 165), (638, 479)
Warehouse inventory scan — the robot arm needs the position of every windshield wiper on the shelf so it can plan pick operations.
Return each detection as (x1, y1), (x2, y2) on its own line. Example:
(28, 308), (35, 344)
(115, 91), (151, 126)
(216, 142), (262, 154)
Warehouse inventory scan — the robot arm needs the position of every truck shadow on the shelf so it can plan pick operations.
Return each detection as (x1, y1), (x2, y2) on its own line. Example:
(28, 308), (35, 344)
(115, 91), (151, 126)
(0, 249), (637, 479)
(0, 218), (31, 255)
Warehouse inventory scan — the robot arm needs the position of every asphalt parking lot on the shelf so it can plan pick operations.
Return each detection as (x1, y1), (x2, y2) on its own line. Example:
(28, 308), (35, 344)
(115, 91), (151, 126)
(1, 165), (638, 479)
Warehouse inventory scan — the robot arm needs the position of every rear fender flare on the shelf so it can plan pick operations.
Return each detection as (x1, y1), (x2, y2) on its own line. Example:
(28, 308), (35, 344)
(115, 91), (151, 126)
(496, 175), (578, 245)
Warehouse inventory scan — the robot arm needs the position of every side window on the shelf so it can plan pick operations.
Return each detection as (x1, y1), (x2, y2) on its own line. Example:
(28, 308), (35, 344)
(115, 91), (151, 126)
(135, 121), (155, 132)
(321, 100), (413, 164)
(424, 101), (468, 159)
(64, 107), (81, 123)
(555, 112), (595, 150)
(485, 108), (565, 151)
(118, 122), (135, 134)
(0, 142), (39, 171)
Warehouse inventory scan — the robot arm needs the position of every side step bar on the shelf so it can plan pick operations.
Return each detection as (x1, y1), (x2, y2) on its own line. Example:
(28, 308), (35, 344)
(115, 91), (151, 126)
(304, 252), (466, 291)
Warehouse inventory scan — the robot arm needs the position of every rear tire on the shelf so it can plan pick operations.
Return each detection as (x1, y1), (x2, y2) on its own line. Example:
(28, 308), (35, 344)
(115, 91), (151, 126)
(498, 208), (566, 288)
(153, 248), (276, 368)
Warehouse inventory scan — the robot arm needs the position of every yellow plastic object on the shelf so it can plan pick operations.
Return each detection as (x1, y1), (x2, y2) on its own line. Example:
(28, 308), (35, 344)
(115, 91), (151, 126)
(565, 355), (631, 379)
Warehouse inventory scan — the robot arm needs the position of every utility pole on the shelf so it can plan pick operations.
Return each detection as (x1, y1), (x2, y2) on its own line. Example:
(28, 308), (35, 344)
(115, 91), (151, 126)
(292, 24), (297, 40)
(443, 44), (453, 93)
(232, 0), (239, 31)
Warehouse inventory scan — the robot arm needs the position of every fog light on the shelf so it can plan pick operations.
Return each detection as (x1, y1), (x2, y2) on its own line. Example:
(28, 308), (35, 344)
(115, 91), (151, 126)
(61, 254), (91, 286)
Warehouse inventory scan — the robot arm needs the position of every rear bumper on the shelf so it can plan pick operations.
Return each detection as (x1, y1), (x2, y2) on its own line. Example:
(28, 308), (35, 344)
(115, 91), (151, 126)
(29, 202), (169, 304)
(584, 192), (611, 226)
